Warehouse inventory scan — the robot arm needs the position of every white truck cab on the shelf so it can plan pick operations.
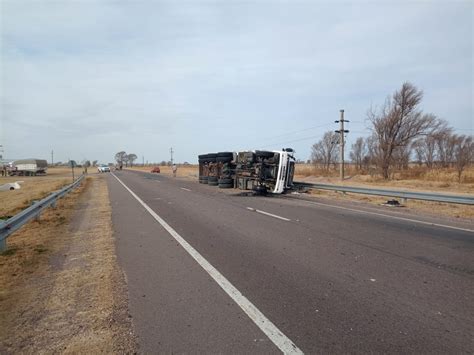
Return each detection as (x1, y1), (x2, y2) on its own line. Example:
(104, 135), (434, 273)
(272, 149), (296, 194)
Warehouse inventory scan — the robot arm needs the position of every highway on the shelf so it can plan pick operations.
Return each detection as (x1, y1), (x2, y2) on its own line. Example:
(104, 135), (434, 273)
(107, 170), (474, 353)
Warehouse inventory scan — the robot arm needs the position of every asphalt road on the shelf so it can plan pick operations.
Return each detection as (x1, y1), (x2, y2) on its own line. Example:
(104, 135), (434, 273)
(106, 170), (474, 353)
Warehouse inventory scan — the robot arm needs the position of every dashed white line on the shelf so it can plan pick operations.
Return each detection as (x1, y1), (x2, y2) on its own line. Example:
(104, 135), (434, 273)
(180, 187), (191, 192)
(111, 173), (302, 354)
(246, 207), (291, 222)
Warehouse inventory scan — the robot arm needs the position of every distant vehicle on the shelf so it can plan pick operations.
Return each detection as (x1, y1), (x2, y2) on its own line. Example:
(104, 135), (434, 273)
(151, 167), (161, 173)
(9, 159), (48, 176)
(98, 165), (110, 173)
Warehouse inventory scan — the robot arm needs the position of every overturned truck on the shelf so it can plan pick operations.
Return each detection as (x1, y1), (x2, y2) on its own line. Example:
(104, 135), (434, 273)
(198, 149), (295, 194)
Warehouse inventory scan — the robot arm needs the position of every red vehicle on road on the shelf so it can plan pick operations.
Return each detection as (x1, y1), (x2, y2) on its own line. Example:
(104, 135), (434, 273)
(151, 167), (161, 173)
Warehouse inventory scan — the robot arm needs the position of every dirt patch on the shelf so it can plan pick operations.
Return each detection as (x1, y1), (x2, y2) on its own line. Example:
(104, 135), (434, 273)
(0, 175), (136, 353)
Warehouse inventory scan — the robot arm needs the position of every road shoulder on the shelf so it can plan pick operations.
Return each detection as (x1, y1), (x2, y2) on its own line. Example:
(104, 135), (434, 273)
(0, 175), (136, 353)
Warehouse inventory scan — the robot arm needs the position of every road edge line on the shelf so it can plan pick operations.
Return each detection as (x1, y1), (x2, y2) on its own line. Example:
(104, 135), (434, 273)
(111, 173), (303, 354)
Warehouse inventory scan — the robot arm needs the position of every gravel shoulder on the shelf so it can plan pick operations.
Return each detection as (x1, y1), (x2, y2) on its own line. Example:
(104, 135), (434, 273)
(0, 175), (136, 353)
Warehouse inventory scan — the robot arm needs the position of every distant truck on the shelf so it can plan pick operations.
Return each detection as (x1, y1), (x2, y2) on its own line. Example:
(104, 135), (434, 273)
(9, 159), (48, 176)
(198, 149), (295, 194)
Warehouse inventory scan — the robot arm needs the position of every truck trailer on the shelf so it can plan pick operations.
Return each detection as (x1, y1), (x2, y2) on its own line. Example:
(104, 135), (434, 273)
(198, 149), (295, 194)
(9, 159), (48, 176)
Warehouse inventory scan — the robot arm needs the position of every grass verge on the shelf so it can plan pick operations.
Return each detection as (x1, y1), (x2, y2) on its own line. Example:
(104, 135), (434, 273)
(0, 175), (136, 353)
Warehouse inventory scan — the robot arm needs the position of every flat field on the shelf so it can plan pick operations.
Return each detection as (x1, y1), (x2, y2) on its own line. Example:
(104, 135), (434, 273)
(0, 167), (86, 219)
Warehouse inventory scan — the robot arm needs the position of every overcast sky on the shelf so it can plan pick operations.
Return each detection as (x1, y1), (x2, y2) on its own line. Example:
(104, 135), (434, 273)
(1, 0), (472, 164)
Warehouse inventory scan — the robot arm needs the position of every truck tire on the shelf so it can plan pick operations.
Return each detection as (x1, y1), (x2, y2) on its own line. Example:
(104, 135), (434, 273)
(255, 150), (275, 159)
(218, 183), (233, 189)
(206, 153), (217, 163)
(216, 156), (232, 163)
(200, 176), (209, 184)
(217, 152), (234, 158)
(218, 178), (233, 185)
(208, 176), (218, 186)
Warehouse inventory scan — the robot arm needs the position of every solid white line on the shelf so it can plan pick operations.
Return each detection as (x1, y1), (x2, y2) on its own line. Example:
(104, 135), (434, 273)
(299, 199), (474, 233)
(111, 173), (303, 354)
(246, 207), (291, 222)
(180, 187), (191, 192)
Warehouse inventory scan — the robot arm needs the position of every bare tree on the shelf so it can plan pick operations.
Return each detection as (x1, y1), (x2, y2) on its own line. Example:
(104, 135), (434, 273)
(127, 153), (138, 167)
(454, 135), (473, 182)
(122, 155), (130, 167)
(363, 134), (378, 171)
(115, 151), (127, 167)
(311, 131), (339, 171)
(436, 131), (458, 168)
(392, 145), (411, 170)
(92, 160), (98, 167)
(368, 82), (439, 179)
(413, 135), (437, 168)
(349, 137), (366, 171)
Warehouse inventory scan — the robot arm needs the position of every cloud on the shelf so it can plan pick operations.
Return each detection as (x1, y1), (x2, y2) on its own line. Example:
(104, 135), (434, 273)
(1, 0), (472, 163)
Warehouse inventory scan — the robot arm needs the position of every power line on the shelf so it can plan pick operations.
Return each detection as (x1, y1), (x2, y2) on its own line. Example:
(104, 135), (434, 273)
(258, 122), (334, 143)
(259, 134), (327, 148)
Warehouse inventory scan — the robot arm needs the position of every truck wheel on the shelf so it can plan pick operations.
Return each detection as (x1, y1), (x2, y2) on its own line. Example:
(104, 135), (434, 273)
(217, 152), (234, 158)
(218, 183), (233, 189)
(255, 150), (275, 159)
(208, 176), (218, 186)
(216, 156), (232, 163)
(218, 178), (233, 185)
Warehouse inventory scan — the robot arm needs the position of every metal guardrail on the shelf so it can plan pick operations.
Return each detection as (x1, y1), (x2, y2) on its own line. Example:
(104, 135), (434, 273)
(293, 181), (474, 205)
(0, 174), (85, 252)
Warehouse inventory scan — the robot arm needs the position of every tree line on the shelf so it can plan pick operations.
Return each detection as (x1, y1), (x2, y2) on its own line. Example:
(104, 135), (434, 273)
(114, 151), (138, 168)
(311, 82), (473, 181)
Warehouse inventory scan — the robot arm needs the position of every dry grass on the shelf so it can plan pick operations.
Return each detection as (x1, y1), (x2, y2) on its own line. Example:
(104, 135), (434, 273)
(295, 164), (474, 194)
(0, 175), (135, 353)
(0, 167), (82, 219)
(297, 164), (474, 220)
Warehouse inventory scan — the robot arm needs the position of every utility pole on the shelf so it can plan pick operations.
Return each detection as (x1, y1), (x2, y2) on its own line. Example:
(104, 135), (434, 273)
(170, 147), (174, 165)
(142, 155), (145, 166)
(51, 150), (54, 166)
(335, 109), (349, 181)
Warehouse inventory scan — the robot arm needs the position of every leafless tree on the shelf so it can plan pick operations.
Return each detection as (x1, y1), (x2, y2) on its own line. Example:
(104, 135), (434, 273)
(127, 153), (138, 167)
(412, 120), (451, 168)
(368, 82), (439, 179)
(412, 135), (437, 168)
(454, 135), (473, 182)
(122, 155), (130, 167)
(311, 131), (340, 171)
(363, 134), (378, 171)
(392, 145), (411, 170)
(436, 131), (458, 168)
(115, 151), (127, 167)
(349, 137), (366, 171)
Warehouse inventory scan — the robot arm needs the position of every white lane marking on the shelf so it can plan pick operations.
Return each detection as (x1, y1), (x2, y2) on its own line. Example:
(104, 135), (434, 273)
(180, 187), (191, 192)
(111, 173), (303, 354)
(298, 199), (474, 233)
(246, 207), (291, 222)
